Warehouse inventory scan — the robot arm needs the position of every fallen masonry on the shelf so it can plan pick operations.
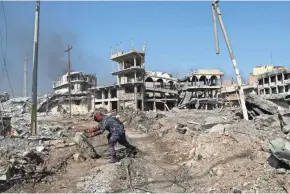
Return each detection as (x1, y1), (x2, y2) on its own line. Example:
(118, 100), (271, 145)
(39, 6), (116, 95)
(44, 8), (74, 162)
(2, 94), (290, 192)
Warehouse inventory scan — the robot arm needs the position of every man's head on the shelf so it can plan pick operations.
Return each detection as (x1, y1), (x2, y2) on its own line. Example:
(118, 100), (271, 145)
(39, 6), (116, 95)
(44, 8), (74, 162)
(94, 112), (104, 122)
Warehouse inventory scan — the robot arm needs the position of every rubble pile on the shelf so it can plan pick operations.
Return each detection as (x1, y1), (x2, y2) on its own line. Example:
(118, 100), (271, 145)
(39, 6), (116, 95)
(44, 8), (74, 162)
(2, 97), (31, 116)
(4, 94), (290, 192)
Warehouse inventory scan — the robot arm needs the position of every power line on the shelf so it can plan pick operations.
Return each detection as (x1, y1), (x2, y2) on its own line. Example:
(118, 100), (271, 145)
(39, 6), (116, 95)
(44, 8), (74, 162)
(0, 1), (14, 97)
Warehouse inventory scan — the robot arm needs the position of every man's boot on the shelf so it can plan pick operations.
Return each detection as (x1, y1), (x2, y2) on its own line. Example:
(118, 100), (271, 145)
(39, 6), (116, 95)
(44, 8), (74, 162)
(107, 154), (118, 163)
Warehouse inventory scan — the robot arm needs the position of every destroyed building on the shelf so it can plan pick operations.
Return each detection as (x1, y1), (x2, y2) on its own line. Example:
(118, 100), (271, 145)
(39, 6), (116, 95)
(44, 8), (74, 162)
(44, 72), (97, 115)
(220, 81), (257, 107)
(92, 46), (179, 111)
(178, 69), (224, 109)
(257, 68), (290, 108)
(0, 92), (9, 103)
(144, 71), (179, 111)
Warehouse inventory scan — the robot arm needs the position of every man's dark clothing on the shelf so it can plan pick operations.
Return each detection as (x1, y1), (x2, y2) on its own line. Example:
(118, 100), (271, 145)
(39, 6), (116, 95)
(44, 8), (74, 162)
(100, 116), (135, 157)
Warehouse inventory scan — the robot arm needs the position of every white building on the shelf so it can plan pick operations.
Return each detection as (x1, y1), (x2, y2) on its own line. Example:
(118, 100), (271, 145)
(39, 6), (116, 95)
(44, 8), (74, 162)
(53, 72), (96, 94)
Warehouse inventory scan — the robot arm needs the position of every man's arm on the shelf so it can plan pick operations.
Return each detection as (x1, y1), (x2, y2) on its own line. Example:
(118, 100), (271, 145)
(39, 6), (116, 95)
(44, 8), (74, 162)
(89, 123), (106, 137)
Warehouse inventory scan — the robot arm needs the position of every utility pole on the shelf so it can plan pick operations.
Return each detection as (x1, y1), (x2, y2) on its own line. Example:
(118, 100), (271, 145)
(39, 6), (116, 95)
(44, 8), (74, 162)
(94, 74), (96, 109)
(31, 0), (40, 135)
(24, 53), (28, 97)
(46, 92), (48, 115)
(64, 45), (73, 117)
(211, 0), (249, 120)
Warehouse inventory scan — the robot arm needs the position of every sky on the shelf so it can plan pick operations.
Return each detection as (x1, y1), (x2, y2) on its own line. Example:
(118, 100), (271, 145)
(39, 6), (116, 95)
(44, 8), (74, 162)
(0, 1), (289, 97)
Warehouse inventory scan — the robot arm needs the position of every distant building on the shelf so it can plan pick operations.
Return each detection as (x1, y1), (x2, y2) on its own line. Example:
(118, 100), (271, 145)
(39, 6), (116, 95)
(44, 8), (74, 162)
(253, 64), (285, 76)
(53, 72), (96, 94)
(48, 72), (97, 115)
(179, 69), (224, 109)
(0, 92), (9, 103)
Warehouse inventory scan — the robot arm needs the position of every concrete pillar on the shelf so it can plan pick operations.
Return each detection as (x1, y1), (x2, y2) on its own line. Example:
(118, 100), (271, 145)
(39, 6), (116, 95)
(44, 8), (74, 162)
(134, 85), (138, 110)
(134, 71), (137, 83)
(101, 90), (105, 106)
(118, 62), (120, 71)
(108, 89), (112, 111)
(141, 58), (144, 68)
(141, 85), (145, 111)
(122, 60), (125, 70)
(205, 90), (209, 98)
(134, 56), (136, 67)
(269, 76), (271, 85)
(117, 90), (120, 112)
(153, 91), (156, 111)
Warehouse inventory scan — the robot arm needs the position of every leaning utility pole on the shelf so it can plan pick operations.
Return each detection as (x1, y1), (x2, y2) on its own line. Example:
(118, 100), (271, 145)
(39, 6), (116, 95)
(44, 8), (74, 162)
(94, 73), (96, 109)
(64, 45), (73, 117)
(24, 53), (28, 97)
(31, 0), (40, 135)
(211, 0), (249, 120)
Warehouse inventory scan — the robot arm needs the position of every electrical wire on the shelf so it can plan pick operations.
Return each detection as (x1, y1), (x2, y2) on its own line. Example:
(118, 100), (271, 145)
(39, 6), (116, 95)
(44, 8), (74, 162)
(0, 0), (14, 97)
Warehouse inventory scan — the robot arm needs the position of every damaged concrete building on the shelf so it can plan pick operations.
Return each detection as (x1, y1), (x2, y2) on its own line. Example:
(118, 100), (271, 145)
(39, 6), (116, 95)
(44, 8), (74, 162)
(0, 92), (10, 103)
(42, 72), (97, 115)
(178, 69), (224, 109)
(257, 68), (290, 108)
(92, 47), (179, 111)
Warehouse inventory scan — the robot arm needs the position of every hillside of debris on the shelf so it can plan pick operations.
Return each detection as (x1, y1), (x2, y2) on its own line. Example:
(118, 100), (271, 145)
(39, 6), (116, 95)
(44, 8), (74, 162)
(2, 95), (290, 192)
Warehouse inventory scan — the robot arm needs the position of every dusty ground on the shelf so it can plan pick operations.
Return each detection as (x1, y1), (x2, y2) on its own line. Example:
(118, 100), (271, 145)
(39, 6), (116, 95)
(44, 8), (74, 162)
(2, 108), (290, 193)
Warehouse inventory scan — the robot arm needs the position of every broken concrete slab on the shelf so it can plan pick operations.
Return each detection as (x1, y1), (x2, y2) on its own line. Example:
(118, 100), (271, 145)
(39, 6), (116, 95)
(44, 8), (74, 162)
(246, 94), (286, 115)
(208, 124), (230, 133)
(255, 114), (283, 131)
(269, 138), (290, 166)
(74, 132), (100, 159)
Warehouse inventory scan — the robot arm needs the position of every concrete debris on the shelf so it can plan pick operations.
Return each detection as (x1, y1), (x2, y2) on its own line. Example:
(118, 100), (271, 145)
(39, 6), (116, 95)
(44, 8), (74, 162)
(73, 153), (86, 162)
(74, 132), (100, 159)
(208, 123), (228, 133)
(269, 138), (290, 166)
(3, 93), (290, 192)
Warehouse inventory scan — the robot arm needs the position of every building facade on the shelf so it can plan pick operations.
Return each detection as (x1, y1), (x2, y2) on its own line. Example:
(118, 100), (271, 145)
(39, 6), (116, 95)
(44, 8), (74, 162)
(179, 69), (224, 109)
(53, 72), (96, 94)
(92, 45), (179, 112)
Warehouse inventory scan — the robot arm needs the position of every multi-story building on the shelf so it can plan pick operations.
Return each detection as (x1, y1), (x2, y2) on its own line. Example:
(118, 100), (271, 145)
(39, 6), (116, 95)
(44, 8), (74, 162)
(256, 68), (290, 108)
(179, 69), (224, 109)
(253, 64), (285, 76)
(92, 44), (179, 111)
(45, 72), (97, 115)
(53, 72), (96, 94)
(0, 92), (9, 103)
(144, 71), (179, 110)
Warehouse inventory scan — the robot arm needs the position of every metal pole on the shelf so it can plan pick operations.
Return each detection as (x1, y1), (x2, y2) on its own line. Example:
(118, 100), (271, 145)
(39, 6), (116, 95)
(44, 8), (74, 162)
(31, 0), (40, 135)
(64, 45), (73, 117)
(46, 92), (48, 115)
(24, 53), (28, 97)
(212, 1), (249, 120)
(94, 74), (96, 109)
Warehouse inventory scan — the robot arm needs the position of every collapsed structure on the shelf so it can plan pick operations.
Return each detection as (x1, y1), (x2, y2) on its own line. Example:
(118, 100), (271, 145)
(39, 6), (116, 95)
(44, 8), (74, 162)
(178, 69), (224, 109)
(42, 72), (97, 115)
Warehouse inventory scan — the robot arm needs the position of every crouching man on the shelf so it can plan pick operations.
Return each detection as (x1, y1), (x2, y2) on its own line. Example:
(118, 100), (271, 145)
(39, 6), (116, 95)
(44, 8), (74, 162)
(86, 112), (136, 163)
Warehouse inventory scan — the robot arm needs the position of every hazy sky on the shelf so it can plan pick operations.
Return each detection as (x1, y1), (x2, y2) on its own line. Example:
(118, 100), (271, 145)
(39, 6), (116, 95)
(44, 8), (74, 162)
(0, 1), (289, 97)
